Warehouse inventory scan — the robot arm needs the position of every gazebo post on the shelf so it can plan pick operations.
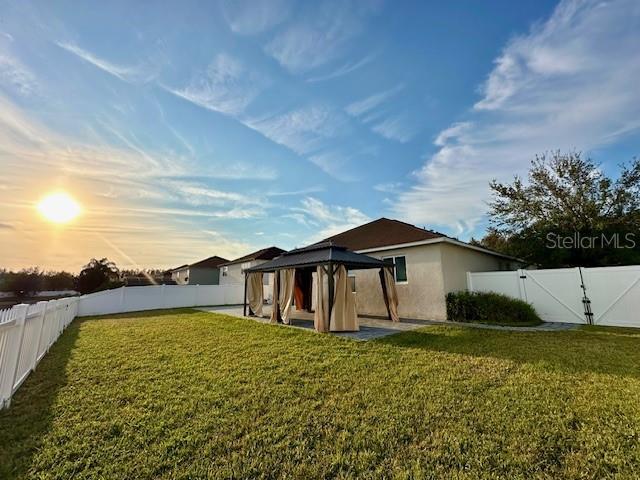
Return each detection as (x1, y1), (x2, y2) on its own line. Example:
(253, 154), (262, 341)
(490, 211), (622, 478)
(327, 260), (334, 331)
(243, 271), (248, 316)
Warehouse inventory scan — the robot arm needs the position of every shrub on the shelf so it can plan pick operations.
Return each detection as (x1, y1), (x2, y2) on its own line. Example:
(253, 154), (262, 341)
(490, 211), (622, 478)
(446, 291), (542, 325)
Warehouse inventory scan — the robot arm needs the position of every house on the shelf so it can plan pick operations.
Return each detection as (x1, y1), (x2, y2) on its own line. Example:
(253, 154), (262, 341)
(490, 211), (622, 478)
(320, 218), (526, 321)
(170, 256), (228, 285)
(219, 246), (286, 289)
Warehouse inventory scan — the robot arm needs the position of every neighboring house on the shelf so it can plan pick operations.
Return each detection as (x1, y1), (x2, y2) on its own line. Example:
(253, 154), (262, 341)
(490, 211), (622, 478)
(170, 256), (228, 285)
(321, 218), (526, 321)
(219, 247), (285, 293)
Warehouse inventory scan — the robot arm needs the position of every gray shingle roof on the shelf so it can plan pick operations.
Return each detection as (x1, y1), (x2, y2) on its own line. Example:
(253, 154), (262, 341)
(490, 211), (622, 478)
(245, 242), (388, 272)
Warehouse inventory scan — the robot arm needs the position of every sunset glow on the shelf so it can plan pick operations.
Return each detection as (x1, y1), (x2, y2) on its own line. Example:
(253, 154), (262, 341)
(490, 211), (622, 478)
(37, 192), (81, 224)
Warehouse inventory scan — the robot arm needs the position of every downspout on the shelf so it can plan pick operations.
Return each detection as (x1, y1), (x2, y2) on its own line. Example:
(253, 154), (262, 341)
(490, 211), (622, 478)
(243, 271), (248, 317)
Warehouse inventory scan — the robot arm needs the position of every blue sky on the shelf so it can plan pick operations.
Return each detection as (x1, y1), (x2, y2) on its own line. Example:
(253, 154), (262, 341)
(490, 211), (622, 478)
(0, 0), (639, 271)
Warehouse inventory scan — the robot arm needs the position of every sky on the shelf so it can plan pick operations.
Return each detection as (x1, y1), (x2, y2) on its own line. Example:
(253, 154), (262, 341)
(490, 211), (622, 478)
(0, 0), (639, 272)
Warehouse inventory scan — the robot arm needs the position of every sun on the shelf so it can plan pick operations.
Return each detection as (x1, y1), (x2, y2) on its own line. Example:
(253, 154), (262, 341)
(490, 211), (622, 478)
(37, 192), (81, 224)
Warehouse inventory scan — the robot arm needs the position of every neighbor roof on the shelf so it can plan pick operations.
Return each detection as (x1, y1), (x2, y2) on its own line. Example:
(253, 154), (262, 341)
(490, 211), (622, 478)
(320, 217), (444, 251)
(189, 255), (228, 269)
(246, 242), (388, 272)
(220, 246), (286, 266)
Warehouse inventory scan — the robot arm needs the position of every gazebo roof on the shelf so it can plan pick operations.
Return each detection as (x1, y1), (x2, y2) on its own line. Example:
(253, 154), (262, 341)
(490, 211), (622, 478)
(245, 242), (389, 273)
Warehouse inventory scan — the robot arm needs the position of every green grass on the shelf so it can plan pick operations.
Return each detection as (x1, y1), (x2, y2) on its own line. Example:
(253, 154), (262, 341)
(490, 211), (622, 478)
(1, 309), (639, 479)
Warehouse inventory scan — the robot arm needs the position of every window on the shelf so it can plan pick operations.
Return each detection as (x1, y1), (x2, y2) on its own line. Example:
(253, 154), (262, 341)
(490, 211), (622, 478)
(222, 266), (228, 277)
(347, 270), (356, 292)
(383, 255), (408, 283)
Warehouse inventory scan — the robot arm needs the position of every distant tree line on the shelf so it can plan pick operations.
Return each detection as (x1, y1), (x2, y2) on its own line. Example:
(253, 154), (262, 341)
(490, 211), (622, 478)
(0, 259), (172, 297)
(473, 151), (640, 268)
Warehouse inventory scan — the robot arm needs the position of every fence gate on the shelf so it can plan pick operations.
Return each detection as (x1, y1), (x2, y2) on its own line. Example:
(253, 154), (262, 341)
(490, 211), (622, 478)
(581, 266), (640, 327)
(468, 265), (640, 327)
(519, 269), (586, 324)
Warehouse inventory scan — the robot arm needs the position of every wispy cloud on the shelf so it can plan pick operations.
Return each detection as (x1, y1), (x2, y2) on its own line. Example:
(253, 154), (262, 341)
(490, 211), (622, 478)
(245, 104), (344, 156)
(345, 84), (418, 142)
(56, 42), (156, 83)
(264, 0), (381, 74)
(164, 53), (265, 116)
(371, 113), (417, 143)
(433, 122), (471, 147)
(393, 0), (640, 235)
(266, 186), (325, 197)
(345, 84), (403, 117)
(306, 52), (376, 82)
(0, 54), (38, 97)
(0, 33), (38, 96)
(221, 0), (290, 35)
(308, 151), (355, 182)
(374, 182), (403, 194)
(292, 196), (370, 239)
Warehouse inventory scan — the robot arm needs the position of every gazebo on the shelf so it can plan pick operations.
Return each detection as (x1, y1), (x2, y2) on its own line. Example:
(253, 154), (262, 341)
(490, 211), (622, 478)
(243, 242), (399, 332)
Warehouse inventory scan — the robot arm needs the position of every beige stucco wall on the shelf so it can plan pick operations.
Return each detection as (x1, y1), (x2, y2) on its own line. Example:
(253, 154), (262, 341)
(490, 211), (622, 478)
(352, 244), (448, 321)
(352, 241), (522, 321)
(439, 243), (508, 294)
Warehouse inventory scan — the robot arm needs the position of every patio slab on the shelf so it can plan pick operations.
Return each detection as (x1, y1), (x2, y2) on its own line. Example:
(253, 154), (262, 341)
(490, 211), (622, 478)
(196, 305), (436, 340)
(196, 304), (579, 339)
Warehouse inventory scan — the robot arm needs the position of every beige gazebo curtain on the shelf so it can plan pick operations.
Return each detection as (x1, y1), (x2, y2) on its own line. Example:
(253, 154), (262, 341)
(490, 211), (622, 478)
(314, 266), (329, 332)
(247, 272), (264, 316)
(330, 265), (358, 331)
(381, 266), (400, 322)
(270, 270), (280, 324)
(278, 269), (295, 324)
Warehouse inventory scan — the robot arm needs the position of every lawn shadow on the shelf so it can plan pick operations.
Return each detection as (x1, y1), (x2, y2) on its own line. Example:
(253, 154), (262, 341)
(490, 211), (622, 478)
(0, 320), (80, 479)
(376, 325), (640, 379)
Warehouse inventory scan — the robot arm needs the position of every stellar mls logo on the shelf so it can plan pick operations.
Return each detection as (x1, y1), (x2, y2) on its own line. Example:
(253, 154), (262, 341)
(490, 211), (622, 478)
(546, 232), (637, 249)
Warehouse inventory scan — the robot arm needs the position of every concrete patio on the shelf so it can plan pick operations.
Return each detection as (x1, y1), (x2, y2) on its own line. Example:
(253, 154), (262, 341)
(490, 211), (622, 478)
(197, 305), (436, 340)
(197, 305), (580, 340)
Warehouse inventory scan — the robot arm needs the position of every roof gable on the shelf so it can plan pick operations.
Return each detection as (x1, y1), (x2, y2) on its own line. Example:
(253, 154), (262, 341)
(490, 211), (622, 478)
(321, 217), (444, 251)
(221, 246), (286, 266)
(190, 255), (228, 269)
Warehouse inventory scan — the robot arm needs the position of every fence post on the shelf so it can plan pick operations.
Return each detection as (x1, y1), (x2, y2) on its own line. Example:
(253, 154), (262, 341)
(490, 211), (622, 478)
(32, 301), (48, 371)
(466, 272), (473, 292)
(7, 304), (29, 407)
(119, 286), (126, 313)
(517, 269), (528, 302)
(47, 300), (59, 351)
(161, 284), (167, 309)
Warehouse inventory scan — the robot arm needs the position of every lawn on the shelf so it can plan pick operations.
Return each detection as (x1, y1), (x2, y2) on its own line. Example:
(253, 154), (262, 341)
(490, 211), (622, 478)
(1, 310), (639, 479)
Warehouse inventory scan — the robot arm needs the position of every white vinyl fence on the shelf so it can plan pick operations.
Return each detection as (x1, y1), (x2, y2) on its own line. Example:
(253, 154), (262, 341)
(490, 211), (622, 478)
(467, 265), (640, 327)
(0, 284), (245, 409)
(77, 284), (244, 317)
(0, 297), (78, 408)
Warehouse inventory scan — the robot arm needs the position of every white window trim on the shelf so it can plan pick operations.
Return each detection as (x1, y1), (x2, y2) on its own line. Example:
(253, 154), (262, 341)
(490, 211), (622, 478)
(382, 255), (408, 284)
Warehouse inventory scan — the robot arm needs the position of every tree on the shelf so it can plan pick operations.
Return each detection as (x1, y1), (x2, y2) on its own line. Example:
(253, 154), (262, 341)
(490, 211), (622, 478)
(42, 271), (76, 291)
(76, 258), (122, 294)
(5, 268), (43, 297)
(481, 151), (640, 267)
